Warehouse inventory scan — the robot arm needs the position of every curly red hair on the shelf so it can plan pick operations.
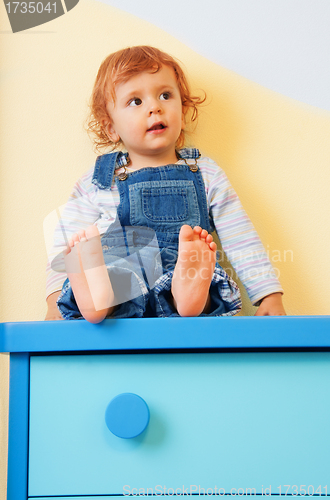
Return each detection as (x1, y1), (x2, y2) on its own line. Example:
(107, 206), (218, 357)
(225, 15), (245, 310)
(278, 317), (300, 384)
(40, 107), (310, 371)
(87, 46), (205, 152)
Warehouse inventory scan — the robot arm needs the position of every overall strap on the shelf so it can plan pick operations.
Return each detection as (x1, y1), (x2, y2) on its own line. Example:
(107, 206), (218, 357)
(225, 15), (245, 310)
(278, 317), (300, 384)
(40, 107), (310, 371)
(92, 151), (128, 190)
(178, 149), (212, 233)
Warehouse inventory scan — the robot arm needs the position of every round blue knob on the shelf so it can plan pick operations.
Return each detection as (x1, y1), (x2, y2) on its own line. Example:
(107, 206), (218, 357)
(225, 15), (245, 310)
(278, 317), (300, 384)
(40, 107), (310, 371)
(105, 393), (150, 439)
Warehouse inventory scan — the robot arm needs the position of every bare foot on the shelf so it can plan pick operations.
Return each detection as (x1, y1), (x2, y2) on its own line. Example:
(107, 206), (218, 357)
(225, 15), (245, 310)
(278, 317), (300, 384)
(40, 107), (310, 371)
(171, 225), (217, 317)
(64, 226), (115, 323)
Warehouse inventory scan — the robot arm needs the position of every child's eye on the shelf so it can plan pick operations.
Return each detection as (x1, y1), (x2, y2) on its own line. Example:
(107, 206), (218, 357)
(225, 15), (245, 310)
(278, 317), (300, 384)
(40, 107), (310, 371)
(128, 97), (142, 107)
(160, 92), (171, 101)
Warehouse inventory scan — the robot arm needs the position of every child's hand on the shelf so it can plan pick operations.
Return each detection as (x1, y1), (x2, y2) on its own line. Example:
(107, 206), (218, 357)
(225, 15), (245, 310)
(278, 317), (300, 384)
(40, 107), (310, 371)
(254, 292), (286, 316)
(45, 291), (63, 320)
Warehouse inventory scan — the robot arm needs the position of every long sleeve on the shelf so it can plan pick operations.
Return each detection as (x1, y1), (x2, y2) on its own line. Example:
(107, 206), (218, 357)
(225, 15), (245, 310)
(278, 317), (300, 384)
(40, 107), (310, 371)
(200, 157), (283, 304)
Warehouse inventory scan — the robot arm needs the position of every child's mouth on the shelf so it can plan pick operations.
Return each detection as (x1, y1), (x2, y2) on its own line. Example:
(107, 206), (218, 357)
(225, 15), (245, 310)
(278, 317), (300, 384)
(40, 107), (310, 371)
(147, 122), (167, 132)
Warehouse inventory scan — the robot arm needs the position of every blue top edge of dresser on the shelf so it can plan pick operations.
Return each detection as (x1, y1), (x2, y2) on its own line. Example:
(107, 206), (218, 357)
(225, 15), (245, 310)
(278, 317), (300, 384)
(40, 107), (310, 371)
(0, 316), (330, 353)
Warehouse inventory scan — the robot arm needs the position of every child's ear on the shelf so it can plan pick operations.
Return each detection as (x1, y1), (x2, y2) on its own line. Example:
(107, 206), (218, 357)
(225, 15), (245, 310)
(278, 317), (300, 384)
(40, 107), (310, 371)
(103, 121), (121, 143)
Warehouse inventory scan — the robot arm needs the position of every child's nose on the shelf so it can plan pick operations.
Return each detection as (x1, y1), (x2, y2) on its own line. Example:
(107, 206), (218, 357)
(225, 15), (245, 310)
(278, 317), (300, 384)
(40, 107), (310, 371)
(148, 100), (162, 115)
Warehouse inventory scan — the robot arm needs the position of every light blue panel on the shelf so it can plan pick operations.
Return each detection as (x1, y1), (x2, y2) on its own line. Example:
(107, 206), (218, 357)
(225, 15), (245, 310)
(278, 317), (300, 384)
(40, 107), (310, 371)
(29, 352), (330, 497)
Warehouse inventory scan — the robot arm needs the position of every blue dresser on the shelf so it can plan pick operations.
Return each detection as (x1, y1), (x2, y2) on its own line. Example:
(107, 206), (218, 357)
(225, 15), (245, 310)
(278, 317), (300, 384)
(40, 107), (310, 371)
(1, 317), (330, 500)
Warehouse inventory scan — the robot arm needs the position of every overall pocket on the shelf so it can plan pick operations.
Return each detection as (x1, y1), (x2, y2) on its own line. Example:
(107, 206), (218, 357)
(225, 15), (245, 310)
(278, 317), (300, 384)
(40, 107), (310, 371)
(129, 180), (200, 231)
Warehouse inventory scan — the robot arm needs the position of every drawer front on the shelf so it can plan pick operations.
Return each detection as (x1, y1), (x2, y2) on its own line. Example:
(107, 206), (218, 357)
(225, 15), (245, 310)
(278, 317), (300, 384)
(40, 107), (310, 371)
(29, 352), (330, 497)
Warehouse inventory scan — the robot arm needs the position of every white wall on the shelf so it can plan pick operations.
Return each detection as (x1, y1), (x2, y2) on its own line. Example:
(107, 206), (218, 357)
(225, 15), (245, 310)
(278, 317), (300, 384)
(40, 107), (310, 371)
(97, 0), (330, 111)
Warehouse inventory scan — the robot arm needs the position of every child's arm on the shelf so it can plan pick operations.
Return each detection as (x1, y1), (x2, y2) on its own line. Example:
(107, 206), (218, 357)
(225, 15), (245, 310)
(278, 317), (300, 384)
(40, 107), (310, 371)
(45, 291), (63, 320)
(254, 293), (286, 316)
(206, 160), (284, 306)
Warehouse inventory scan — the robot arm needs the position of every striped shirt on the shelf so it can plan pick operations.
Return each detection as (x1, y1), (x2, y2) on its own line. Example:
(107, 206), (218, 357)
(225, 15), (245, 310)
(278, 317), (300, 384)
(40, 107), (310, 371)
(45, 155), (283, 305)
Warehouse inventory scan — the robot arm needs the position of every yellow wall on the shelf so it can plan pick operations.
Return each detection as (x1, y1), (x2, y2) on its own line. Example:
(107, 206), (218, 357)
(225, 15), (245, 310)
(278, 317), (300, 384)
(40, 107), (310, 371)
(1, 0), (330, 496)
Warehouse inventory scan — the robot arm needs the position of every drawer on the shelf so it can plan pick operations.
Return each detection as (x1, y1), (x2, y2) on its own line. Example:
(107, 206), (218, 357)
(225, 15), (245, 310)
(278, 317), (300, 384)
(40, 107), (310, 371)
(28, 352), (330, 497)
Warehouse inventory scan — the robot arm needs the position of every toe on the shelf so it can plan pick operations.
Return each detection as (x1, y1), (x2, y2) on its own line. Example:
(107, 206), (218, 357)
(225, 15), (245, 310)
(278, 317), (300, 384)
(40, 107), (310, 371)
(85, 225), (100, 240)
(71, 233), (80, 246)
(209, 241), (217, 252)
(63, 245), (71, 255)
(205, 233), (213, 244)
(200, 229), (208, 240)
(179, 225), (194, 242)
(192, 226), (202, 240)
(77, 230), (87, 242)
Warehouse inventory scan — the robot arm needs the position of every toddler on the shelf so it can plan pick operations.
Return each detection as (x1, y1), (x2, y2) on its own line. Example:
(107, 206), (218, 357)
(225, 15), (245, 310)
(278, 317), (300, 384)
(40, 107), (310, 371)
(45, 46), (285, 322)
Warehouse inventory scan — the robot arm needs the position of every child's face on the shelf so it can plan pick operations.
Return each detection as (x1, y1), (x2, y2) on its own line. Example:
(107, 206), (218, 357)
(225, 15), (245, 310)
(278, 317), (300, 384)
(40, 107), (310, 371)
(106, 65), (185, 166)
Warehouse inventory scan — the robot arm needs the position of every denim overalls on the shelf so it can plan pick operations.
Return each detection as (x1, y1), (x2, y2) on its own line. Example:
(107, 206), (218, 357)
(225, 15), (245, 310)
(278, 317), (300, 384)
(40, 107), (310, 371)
(57, 148), (241, 319)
